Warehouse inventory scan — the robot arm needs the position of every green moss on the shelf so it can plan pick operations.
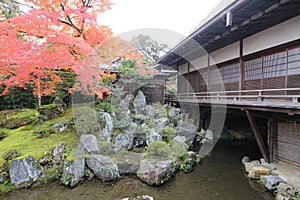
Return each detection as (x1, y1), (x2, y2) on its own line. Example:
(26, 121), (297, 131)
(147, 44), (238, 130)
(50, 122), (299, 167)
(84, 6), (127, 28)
(0, 109), (38, 129)
(143, 120), (156, 129)
(169, 141), (189, 160)
(98, 141), (112, 156)
(38, 104), (58, 111)
(0, 108), (78, 170)
(39, 167), (59, 184)
(146, 141), (171, 158)
(0, 130), (8, 140)
(160, 126), (176, 143)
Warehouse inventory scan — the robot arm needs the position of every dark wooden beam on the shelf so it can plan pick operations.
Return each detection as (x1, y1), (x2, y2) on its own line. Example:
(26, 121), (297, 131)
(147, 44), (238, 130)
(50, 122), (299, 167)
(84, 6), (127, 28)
(267, 119), (275, 162)
(245, 109), (270, 163)
(239, 39), (244, 92)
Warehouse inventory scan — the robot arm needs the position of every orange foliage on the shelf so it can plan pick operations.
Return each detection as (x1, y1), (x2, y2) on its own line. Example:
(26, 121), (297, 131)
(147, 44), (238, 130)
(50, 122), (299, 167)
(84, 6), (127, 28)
(0, 0), (128, 98)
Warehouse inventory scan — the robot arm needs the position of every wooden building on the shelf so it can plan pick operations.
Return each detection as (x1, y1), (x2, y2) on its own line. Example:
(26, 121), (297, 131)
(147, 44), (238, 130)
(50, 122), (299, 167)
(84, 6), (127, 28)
(155, 0), (300, 166)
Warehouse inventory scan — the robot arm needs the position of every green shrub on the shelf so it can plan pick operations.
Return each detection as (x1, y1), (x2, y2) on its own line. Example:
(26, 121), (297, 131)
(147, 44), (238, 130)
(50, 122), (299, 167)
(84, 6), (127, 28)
(73, 106), (101, 136)
(96, 101), (115, 114)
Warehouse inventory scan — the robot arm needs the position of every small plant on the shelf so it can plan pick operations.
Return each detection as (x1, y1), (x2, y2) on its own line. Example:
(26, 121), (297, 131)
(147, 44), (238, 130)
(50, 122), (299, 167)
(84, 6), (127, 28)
(96, 100), (115, 114)
(195, 129), (206, 143)
(33, 124), (54, 138)
(3, 149), (21, 161)
(179, 163), (187, 170)
(195, 154), (201, 164)
(0, 180), (15, 193)
(160, 126), (176, 143)
(292, 192), (300, 200)
(0, 130), (8, 140)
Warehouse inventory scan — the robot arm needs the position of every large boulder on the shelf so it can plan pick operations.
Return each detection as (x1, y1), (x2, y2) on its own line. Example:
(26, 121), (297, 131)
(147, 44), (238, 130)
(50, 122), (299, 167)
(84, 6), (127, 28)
(116, 100), (132, 122)
(176, 121), (198, 143)
(61, 158), (85, 188)
(113, 152), (143, 175)
(9, 156), (42, 188)
(76, 134), (100, 156)
(98, 112), (114, 142)
(133, 91), (146, 115)
(155, 118), (169, 133)
(114, 133), (134, 151)
(145, 105), (156, 118)
(86, 154), (119, 181)
(137, 159), (175, 185)
(114, 122), (137, 151)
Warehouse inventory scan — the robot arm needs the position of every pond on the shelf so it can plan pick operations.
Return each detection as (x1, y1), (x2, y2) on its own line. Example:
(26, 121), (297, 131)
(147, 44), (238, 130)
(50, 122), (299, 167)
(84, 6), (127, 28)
(1, 140), (274, 200)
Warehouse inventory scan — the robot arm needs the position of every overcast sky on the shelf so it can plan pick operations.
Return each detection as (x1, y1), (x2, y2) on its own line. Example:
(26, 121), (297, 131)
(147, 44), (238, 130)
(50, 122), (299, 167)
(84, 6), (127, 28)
(98, 0), (223, 47)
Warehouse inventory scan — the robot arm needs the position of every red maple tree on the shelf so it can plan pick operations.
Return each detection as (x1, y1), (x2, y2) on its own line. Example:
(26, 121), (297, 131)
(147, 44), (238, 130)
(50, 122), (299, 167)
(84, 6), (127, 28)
(0, 0), (140, 106)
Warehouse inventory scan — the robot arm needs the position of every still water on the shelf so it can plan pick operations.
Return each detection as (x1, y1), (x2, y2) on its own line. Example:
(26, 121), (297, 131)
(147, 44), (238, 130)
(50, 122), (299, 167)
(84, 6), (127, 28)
(1, 141), (274, 200)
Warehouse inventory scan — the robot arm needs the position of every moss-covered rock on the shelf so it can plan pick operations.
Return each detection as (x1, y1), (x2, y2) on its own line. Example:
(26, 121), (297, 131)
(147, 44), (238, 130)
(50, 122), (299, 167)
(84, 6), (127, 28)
(160, 126), (176, 143)
(0, 109), (38, 129)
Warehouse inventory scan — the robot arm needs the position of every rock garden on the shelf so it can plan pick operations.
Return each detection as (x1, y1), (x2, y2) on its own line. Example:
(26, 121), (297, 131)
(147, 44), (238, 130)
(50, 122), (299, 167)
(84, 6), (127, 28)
(0, 91), (207, 192)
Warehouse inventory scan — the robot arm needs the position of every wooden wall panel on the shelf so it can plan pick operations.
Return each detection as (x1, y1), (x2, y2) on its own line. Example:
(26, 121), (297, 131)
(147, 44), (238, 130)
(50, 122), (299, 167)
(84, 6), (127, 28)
(275, 122), (300, 167)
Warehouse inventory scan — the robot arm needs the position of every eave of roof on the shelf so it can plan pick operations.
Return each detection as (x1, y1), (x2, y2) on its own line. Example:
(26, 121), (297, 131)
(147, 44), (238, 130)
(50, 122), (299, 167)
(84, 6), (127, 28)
(155, 0), (300, 70)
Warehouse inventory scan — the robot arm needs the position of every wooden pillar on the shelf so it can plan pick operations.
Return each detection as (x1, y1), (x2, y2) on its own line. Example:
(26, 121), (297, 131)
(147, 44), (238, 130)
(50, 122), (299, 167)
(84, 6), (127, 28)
(245, 110), (270, 163)
(239, 39), (244, 91)
(187, 62), (191, 93)
(267, 119), (276, 162)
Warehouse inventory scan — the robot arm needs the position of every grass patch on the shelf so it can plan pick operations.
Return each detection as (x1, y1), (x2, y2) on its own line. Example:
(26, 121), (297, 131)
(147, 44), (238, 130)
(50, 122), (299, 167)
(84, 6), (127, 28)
(0, 108), (79, 170)
(0, 181), (14, 194)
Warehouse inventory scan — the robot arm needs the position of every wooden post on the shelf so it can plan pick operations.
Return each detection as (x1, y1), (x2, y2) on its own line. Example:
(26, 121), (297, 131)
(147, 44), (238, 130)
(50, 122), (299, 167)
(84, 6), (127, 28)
(245, 110), (270, 163)
(239, 39), (244, 92)
(267, 119), (275, 162)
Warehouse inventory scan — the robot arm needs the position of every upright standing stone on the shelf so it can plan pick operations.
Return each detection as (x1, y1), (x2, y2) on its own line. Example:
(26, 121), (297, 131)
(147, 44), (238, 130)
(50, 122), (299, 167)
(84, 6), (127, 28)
(133, 91), (146, 115)
(98, 112), (114, 142)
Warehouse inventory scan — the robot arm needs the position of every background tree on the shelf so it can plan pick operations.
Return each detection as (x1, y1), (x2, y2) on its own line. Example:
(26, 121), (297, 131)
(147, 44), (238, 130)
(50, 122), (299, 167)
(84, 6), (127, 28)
(135, 34), (170, 62)
(0, 0), (131, 106)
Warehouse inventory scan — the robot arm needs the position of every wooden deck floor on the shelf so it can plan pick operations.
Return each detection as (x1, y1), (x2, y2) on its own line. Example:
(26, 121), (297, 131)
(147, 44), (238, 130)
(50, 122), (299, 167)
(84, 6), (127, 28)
(167, 98), (300, 114)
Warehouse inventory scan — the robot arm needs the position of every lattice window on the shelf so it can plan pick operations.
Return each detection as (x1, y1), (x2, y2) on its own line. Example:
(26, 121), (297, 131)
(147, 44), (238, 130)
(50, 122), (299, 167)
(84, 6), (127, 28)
(244, 58), (262, 81)
(263, 51), (287, 78)
(222, 63), (240, 83)
(288, 47), (300, 75)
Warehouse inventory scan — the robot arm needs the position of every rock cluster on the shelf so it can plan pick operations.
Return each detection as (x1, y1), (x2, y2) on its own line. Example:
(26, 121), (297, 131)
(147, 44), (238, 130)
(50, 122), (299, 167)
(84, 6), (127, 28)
(241, 157), (300, 199)
(7, 91), (207, 189)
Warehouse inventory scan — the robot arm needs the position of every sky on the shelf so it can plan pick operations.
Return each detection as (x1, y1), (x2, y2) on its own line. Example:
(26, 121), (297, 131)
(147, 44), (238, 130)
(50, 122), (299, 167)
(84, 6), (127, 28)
(98, 0), (223, 48)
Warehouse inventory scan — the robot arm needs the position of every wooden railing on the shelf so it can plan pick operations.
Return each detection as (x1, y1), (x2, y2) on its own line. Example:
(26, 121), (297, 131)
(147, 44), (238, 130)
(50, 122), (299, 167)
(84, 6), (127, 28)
(178, 88), (300, 104)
